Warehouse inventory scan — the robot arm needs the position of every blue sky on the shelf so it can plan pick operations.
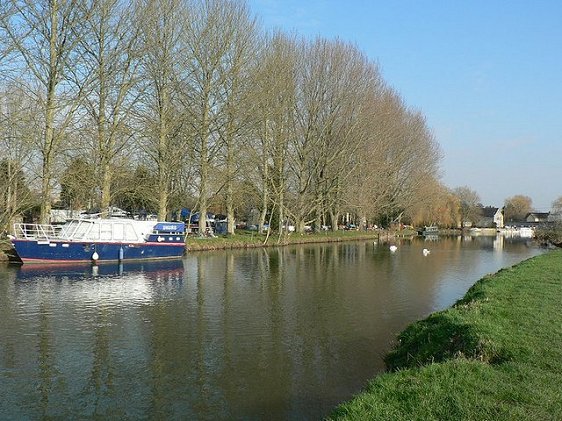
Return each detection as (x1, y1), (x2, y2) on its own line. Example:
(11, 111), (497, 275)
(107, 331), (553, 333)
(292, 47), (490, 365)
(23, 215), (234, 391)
(247, 0), (562, 211)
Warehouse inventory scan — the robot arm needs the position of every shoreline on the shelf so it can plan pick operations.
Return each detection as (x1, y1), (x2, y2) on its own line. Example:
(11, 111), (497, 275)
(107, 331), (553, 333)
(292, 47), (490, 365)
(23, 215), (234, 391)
(0, 229), (413, 262)
(185, 229), (415, 251)
(329, 249), (562, 420)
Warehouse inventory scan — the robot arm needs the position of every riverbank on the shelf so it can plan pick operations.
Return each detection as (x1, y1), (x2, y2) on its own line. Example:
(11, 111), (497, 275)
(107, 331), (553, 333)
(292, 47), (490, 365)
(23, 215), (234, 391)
(0, 229), (412, 261)
(0, 239), (11, 262)
(330, 249), (562, 420)
(185, 229), (412, 251)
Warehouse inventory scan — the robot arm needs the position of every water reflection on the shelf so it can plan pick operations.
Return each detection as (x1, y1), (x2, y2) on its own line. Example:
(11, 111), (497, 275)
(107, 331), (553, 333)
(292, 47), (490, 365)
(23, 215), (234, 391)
(0, 237), (541, 419)
(15, 259), (184, 280)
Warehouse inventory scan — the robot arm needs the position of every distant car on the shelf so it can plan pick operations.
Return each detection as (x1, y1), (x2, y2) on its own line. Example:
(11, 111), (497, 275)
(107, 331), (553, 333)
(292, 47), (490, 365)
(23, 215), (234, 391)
(247, 224), (269, 232)
(109, 207), (128, 217)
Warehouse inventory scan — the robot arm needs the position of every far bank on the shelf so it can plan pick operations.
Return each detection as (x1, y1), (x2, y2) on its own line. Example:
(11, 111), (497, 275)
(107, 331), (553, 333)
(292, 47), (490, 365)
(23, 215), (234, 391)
(184, 228), (414, 251)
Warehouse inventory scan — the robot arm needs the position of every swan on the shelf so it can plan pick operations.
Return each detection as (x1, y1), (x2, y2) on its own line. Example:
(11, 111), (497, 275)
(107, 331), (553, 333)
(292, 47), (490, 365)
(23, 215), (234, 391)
(389, 245), (398, 252)
(422, 248), (430, 256)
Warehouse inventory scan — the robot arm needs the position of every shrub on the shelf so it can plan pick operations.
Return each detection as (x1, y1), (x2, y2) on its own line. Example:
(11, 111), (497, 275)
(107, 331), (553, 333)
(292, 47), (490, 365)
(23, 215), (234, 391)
(535, 222), (562, 247)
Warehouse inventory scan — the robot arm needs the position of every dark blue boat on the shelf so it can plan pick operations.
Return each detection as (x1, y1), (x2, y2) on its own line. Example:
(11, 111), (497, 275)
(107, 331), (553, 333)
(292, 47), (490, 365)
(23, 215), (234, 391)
(9, 219), (186, 264)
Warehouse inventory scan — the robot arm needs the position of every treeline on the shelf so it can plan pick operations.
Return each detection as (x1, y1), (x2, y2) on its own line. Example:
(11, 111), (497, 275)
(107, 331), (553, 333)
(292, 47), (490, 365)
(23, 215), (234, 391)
(0, 0), (442, 235)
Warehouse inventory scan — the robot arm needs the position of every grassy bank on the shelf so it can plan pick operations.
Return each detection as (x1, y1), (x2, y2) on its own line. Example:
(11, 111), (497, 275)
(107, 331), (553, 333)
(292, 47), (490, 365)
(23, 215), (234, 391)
(185, 229), (410, 251)
(331, 250), (562, 420)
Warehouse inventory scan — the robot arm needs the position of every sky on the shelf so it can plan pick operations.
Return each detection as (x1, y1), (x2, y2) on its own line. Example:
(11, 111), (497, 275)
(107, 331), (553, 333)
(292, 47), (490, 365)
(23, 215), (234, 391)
(247, 0), (562, 211)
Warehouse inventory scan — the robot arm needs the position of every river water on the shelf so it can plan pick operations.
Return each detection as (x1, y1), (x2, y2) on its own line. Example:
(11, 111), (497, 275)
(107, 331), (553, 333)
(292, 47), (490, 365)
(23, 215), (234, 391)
(0, 235), (541, 420)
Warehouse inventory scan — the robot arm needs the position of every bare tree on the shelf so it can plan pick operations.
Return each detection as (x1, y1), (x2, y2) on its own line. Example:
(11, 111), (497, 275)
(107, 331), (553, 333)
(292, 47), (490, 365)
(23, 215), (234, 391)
(552, 196), (562, 219)
(0, 0), (89, 223)
(286, 38), (327, 233)
(0, 0), (446, 232)
(452, 186), (481, 227)
(504, 195), (533, 222)
(382, 109), (440, 220)
(78, 0), (143, 216)
(137, 0), (187, 220)
(179, 0), (256, 235)
(0, 84), (40, 230)
(216, 0), (257, 235)
(344, 86), (392, 228)
(346, 85), (440, 228)
(306, 40), (379, 231)
(248, 32), (297, 234)
(407, 182), (459, 228)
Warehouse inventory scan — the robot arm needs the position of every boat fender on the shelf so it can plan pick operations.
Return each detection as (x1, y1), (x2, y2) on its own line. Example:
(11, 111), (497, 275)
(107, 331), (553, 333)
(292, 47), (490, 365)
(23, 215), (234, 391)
(119, 247), (124, 261)
(92, 251), (99, 261)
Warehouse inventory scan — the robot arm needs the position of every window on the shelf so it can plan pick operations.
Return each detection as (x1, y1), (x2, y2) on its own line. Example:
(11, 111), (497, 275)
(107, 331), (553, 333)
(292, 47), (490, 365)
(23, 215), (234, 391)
(60, 221), (79, 239)
(113, 223), (124, 240)
(101, 223), (112, 241)
(74, 221), (92, 239)
(86, 223), (100, 240)
(124, 224), (138, 241)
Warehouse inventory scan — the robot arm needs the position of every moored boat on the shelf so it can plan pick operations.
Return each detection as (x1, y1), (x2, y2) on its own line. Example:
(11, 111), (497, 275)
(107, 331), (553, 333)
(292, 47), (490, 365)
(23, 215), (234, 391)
(8, 218), (186, 264)
(418, 225), (439, 236)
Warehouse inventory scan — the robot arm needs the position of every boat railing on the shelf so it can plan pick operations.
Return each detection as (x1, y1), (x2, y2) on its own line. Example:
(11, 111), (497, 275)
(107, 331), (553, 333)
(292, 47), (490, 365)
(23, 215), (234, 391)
(13, 223), (64, 241)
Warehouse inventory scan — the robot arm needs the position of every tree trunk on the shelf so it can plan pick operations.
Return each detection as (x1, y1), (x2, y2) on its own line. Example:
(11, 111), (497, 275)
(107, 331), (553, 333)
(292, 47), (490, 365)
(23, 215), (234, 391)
(225, 122), (235, 235)
(277, 189), (284, 233)
(330, 210), (339, 231)
(39, 155), (53, 224)
(100, 160), (112, 213)
(198, 98), (210, 236)
(358, 213), (367, 230)
(295, 216), (305, 234)
(258, 150), (268, 233)
(157, 84), (169, 221)
(39, 3), (59, 224)
(226, 171), (235, 235)
(98, 61), (110, 216)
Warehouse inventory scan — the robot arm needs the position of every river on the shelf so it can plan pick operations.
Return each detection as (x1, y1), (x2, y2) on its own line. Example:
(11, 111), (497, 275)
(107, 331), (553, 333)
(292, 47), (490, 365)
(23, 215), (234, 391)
(0, 235), (541, 420)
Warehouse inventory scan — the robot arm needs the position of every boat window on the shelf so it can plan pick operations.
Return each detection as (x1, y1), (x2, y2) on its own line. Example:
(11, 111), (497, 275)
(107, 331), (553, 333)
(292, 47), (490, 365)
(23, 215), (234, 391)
(74, 221), (92, 240)
(113, 223), (124, 240)
(60, 221), (79, 238)
(124, 224), (138, 241)
(100, 223), (112, 241)
(87, 223), (100, 240)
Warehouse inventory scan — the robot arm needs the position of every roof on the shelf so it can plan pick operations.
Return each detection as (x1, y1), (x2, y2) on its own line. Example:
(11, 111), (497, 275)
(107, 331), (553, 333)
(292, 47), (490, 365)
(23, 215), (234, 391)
(479, 207), (500, 218)
(526, 212), (550, 218)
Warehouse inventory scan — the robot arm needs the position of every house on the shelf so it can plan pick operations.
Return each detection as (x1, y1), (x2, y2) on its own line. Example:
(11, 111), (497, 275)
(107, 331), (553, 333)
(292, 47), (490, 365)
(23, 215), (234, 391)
(476, 206), (504, 228)
(525, 212), (550, 223)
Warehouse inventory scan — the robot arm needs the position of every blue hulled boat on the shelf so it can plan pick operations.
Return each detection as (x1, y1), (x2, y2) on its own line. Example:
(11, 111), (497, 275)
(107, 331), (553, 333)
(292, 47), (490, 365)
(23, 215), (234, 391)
(9, 218), (186, 264)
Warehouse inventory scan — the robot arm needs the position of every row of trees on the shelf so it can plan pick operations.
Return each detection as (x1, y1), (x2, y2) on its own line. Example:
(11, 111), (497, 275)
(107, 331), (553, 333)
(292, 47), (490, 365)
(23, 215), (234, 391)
(0, 0), (443, 235)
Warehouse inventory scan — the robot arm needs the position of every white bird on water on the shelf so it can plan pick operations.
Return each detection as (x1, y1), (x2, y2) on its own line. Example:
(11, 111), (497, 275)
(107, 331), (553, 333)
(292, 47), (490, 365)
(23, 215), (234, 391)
(422, 248), (430, 256)
(389, 245), (398, 252)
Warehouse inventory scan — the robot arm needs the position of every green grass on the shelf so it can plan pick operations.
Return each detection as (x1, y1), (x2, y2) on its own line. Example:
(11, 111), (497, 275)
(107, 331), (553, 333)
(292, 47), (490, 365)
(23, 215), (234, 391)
(330, 250), (562, 420)
(185, 229), (406, 251)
